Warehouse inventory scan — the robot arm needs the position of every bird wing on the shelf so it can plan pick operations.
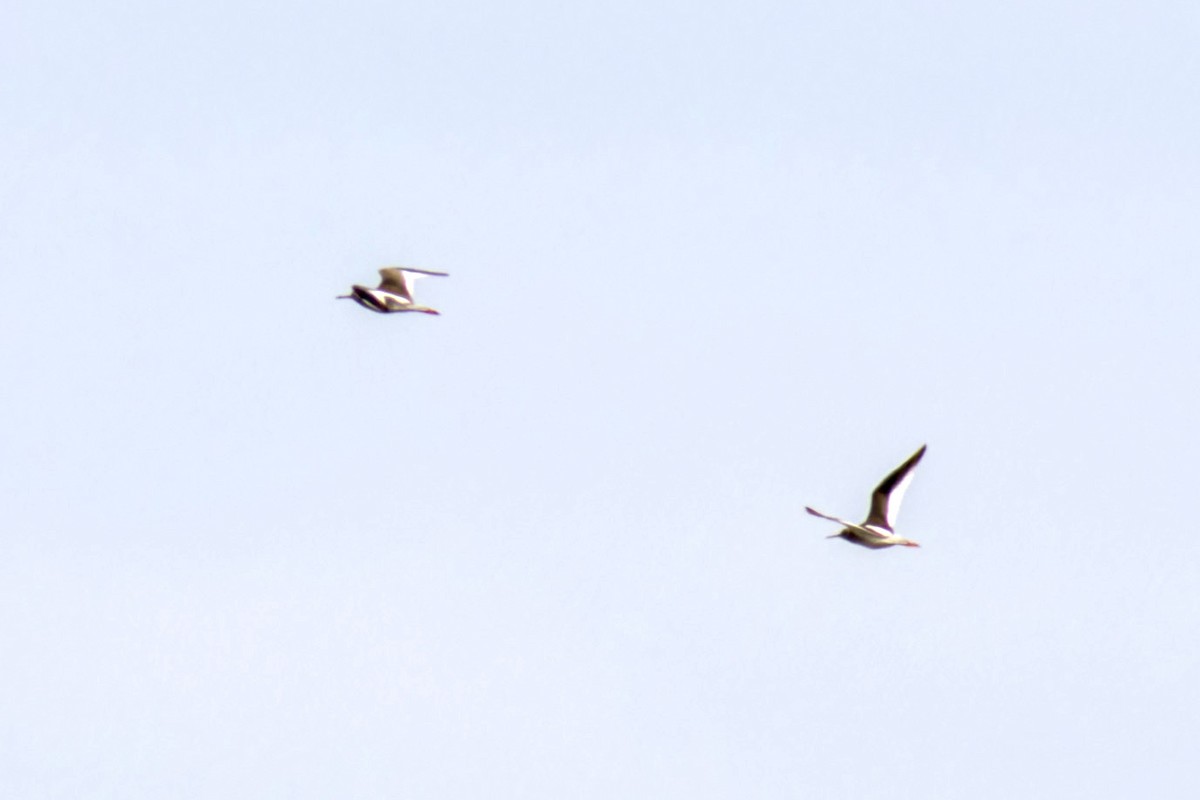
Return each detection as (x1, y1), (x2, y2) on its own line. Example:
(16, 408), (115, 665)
(376, 267), (449, 302)
(392, 267), (449, 277)
(376, 268), (416, 301)
(805, 507), (889, 540)
(865, 445), (926, 530)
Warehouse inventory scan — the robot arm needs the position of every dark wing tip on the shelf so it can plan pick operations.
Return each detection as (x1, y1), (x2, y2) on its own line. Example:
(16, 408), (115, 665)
(896, 445), (927, 473)
(889, 445), (927, 481)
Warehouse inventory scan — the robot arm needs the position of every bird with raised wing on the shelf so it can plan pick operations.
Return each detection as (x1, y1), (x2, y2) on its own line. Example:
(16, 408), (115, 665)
(806, 445), (927, 549)
(338, 267), (449, 314)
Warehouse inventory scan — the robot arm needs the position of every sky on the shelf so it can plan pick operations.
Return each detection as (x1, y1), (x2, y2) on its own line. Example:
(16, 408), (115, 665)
(3, 1), (1200, 797)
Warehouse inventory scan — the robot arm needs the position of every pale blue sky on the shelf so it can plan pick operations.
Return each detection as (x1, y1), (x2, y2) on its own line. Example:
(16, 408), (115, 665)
(3, 1), (1200, 797)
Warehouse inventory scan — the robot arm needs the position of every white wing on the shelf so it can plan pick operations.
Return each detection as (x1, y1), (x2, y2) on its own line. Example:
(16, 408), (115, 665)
(377, 267), (448, 303)
(866, 445), (926, 530)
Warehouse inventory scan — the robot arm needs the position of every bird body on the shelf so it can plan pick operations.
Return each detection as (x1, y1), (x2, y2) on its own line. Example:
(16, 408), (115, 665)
(339, 267), (448, 314)
(806, 445), (927, 549)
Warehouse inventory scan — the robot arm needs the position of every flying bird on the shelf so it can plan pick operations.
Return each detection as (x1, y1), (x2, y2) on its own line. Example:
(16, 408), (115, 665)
(338, 267), (449, 314)
(806, 445), (927, 549)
